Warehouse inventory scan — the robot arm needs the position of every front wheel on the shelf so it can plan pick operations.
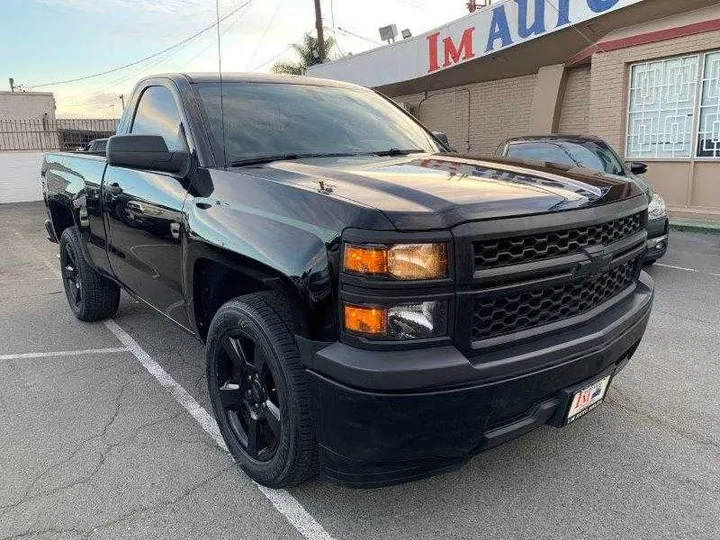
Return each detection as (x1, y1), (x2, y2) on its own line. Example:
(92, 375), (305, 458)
(59, 227), (120, 322)
(206, 292), (318, 488)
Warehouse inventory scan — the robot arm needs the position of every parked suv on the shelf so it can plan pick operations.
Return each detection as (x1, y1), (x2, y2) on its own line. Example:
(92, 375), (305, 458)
(498, 135), (668, 264)
(43, 74), (654, 487)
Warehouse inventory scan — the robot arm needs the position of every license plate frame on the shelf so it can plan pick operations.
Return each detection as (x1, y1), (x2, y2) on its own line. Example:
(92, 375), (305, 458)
(564, 375), (612, 425)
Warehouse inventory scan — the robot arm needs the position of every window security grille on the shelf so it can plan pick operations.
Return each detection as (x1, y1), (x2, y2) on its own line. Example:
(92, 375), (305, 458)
(698, 51), (720, 158)
(627, 56), (698, 159)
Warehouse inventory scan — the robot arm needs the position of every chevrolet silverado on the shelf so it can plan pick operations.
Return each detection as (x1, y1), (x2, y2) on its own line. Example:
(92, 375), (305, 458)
(42, 73), (654, 488)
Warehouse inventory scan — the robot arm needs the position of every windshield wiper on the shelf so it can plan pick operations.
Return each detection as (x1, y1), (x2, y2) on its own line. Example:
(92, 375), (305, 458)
(371, 148), (426, 157)
(230, 154), (301, 167)
(230, 152), (363, 167)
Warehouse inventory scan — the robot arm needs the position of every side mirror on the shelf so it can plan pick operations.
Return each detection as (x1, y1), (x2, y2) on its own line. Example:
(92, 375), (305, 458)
(107, 135), (189, 175)
(627, 161), (648, 175)
(432, 131), (451, 149)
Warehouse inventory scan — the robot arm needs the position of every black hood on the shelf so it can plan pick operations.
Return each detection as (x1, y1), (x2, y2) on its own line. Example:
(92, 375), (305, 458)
(247, 153), (645, 230)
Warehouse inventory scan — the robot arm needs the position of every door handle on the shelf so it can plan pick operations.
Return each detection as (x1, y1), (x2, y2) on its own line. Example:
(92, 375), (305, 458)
(127, 201), (143, 213)
(170, 222), (181, 240)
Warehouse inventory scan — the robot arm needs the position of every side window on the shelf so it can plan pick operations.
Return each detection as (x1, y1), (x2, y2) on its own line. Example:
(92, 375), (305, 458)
(131, 86), (185, 151)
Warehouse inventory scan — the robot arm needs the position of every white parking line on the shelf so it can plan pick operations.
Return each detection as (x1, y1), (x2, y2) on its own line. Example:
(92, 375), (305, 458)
(654, 263), (699, 273)
(103, 320), (336, 540)
(0, 347), (127, 361)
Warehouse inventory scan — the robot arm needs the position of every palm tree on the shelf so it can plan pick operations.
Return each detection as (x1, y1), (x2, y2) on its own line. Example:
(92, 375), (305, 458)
(272, 32), (336, 75)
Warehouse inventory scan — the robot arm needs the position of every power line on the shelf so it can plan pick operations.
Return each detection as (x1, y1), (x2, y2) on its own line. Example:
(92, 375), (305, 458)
(335, 27), (382, 45)
(54, 1), (257, 110)
(249, 43), (296, 72)
(246, 0), (285, 69)
(390, 0), (428, 11)
(29, 0), (255, 90)
(329, 0), (345, 56)
(180, 0), (257, 70)
(57, 43), (185, 107)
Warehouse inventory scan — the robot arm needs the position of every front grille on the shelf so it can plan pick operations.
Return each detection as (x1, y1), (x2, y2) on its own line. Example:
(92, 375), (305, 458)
(471, 256), (640, 341)
(473, 212), (644, 270)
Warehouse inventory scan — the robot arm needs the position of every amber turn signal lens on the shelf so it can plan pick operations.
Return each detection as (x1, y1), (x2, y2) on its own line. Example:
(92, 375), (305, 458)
(343, 245), (388, 275)
(344, 304), (387, 335)
(343, 243), (449, 280)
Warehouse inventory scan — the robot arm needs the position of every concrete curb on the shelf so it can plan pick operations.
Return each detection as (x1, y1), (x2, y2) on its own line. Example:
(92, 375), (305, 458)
(670, 219), (720, 234)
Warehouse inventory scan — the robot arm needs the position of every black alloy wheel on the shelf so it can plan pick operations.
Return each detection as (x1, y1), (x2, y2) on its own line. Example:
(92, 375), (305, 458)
(217, 331), (282, 462)
(206, 292), (318, 487)
(61, 241), (83, 309)
(58, 227), (120, 322)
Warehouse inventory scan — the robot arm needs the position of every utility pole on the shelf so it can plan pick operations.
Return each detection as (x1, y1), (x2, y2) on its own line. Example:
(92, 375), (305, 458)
(314, 0), (326, 62)
(119, 94), (125, 110)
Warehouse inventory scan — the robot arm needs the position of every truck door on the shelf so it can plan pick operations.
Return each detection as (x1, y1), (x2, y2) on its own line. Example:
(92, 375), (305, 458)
(103, 85), (191, 330)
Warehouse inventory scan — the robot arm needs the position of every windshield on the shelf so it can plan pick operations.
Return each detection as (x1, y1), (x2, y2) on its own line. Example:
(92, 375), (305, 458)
(506, 140), (625, 176)
(194, 82), (443, 166)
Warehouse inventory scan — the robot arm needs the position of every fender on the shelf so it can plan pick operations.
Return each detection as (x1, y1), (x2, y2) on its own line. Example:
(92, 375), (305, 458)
(43, 154), (111, 275)
(179, 166), (395, 342)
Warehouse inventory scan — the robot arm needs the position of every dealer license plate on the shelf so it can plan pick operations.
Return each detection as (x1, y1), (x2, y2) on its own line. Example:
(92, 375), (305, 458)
(566, 376), (611, 424)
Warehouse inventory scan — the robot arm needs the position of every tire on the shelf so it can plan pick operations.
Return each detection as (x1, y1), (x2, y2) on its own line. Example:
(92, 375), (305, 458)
(206, 292), (318, 488)
(59, 227), (120, 322)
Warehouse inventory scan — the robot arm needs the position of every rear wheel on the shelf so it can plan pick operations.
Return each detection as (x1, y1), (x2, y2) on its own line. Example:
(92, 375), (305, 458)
(59, 227), (120, 322)
(206, 292), (317, 488)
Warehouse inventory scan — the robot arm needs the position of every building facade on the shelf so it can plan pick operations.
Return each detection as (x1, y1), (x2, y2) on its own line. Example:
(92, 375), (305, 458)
(0, 91), (56, 120)
(309, 0), (720, 221)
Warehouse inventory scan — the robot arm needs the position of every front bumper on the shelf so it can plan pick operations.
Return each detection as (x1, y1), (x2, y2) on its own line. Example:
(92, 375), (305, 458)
(305, 273), (654, 487)
(645, 217), (669, 262)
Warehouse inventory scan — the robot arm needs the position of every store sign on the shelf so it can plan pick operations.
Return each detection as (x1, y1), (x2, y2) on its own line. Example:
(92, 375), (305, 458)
(308, 0), (643, 88)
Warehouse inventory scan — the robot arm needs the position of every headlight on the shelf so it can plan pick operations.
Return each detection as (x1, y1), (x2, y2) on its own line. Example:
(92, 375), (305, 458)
(343, 243), (448, 280)
(648, 193), (667, 220)
(344, 301), (448, 340)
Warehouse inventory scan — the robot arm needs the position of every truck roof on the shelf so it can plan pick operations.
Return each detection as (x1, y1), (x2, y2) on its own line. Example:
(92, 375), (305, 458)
(139, 72), (366, 90)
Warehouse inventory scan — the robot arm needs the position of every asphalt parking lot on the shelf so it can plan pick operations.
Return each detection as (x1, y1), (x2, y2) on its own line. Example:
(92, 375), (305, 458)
(1, 201), (718, 540)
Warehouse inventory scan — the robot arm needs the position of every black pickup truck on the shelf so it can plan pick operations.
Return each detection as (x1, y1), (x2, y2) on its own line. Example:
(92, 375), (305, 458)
(42, 73), (654, 488)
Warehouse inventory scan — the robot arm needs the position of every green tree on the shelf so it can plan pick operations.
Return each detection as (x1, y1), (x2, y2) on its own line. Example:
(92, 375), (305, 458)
(272, 32), (336, 75)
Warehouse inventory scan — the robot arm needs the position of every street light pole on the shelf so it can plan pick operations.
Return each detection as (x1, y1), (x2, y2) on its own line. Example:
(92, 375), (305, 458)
(314, 0), (326, 62)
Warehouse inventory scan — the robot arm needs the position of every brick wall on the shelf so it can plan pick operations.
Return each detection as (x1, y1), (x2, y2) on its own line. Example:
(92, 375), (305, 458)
(395, 73), (536, 155)
(558, 67), (591, 134)
(588, 29), (720, 155)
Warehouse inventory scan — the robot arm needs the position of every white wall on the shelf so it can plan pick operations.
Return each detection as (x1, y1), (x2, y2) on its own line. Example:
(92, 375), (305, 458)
(0, 92), (56, 120)
(0, 152), (45, 203)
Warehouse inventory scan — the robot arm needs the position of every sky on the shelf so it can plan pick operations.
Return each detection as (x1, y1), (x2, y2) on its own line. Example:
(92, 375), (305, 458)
(0, 0), (468, 118)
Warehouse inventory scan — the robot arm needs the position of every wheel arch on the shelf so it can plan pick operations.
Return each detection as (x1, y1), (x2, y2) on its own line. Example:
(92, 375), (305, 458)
(47, 198), (77, 239)
(186, 240), (337, 343)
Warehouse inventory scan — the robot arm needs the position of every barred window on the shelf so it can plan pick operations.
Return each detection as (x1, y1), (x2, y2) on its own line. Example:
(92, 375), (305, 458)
(698, 51), (720, 158)
(626, 51), (720, 160)
(626, 56), (698, 159)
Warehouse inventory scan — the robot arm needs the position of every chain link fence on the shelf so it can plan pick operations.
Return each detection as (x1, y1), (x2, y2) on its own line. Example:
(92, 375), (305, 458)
(0, 118), (119, 152)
